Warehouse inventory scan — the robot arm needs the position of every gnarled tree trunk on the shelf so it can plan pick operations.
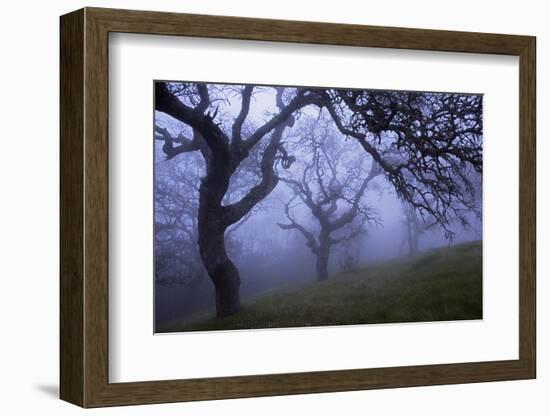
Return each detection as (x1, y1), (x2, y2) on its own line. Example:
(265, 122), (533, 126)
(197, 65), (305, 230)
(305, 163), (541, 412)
(197, 207), (241, 316)
(196, 152), (243, 317)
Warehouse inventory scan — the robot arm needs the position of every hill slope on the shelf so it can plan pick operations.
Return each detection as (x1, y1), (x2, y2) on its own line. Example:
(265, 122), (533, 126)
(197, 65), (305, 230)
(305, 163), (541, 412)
(159, 241), (482, 333)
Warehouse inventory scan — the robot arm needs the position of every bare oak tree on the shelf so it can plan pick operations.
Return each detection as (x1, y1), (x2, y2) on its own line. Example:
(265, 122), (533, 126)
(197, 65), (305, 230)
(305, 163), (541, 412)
(278, 115), (381, 280)
(155, 82), (317, 316)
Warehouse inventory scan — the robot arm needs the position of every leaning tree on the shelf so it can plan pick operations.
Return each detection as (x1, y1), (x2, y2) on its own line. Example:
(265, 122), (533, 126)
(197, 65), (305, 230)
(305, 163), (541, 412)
(278, 113), (381, 280)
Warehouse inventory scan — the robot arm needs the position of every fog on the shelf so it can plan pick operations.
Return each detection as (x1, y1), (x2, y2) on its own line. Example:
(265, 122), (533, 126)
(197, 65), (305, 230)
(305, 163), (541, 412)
(154, 82), (482, 328)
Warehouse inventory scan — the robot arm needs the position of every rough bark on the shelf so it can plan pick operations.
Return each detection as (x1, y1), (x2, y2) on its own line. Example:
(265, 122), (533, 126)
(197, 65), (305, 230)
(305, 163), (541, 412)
(195, 150), (242, 316)
(197, 216), (241, 316)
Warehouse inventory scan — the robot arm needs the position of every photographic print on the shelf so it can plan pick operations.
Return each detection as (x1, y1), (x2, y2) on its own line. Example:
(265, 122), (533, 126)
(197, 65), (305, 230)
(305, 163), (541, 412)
(154, 81), (483, 333)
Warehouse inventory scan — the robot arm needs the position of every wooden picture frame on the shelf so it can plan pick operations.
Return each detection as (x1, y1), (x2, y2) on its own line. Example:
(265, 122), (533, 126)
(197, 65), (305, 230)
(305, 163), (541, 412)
(60, 7), (536, 408)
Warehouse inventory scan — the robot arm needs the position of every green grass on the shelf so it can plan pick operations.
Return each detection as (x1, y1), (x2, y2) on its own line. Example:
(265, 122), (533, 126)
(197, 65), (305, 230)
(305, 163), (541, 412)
(159, 241), (482, 333)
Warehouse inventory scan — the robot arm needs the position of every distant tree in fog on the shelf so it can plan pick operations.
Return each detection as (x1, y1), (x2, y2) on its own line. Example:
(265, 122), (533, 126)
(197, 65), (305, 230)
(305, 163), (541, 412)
(399, 200), (437, 256)
(338, 238), (361, 273)
(278, 114), (381, 280)
(154, 150), (205, 286)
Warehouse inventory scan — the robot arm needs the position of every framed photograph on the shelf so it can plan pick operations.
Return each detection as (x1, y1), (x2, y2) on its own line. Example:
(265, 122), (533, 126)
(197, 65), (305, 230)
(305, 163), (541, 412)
(60, 7), (536, 408)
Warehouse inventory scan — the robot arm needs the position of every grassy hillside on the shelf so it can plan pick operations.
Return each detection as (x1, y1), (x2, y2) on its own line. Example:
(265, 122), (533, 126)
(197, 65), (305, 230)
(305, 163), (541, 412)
(159, 241), (482, 333)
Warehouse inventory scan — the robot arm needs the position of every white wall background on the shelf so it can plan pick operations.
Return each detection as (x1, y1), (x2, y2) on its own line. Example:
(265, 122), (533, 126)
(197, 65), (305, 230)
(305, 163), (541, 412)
(0, 0), (545, 414)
